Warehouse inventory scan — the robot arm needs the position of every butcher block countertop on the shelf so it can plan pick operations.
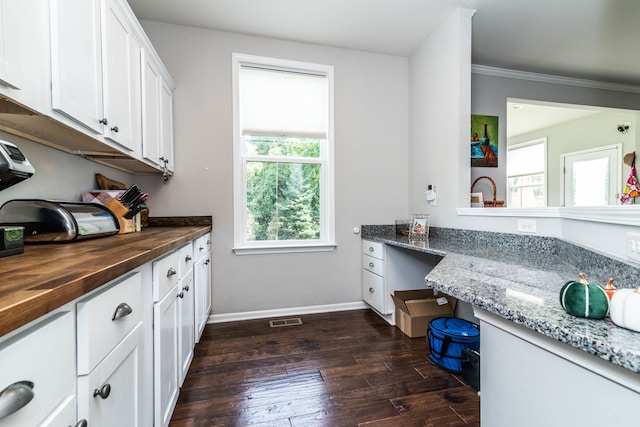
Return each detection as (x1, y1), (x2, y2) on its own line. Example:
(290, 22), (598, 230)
(0, 224), (211, 337)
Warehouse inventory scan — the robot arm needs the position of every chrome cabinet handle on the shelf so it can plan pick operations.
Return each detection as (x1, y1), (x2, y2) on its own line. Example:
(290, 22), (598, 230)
(206, 239), (211, 245)
(199, 245), (204, 252)
(99, 118), (108, 125)
(112, 302), (133, 321)
(167, 267), (177, 277)
(93, 383), (111, 399)
(111, 125), (119, 133)
(177, 292), (184, 299)
(183, 285), (190, 292)
(369, 287), (375, 293)
(204, 259), (210, 265)
(0, 381), (34, 419)
(368, 246), (374, 252)
(185, 255), (192, 262)
(368, 262), (374, 268)
(71, 420), (88, 427)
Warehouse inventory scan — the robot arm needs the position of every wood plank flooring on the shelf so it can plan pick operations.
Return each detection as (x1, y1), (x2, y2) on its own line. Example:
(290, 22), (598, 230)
(169, 309), (480, 426)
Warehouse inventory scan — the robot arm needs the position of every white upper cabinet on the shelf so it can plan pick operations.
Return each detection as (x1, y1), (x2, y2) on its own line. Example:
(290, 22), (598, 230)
(50, 0), (104, 134)
(101, 0), (142, 154)
(142, 49), (175, 172)
(0, 0), (22, 90)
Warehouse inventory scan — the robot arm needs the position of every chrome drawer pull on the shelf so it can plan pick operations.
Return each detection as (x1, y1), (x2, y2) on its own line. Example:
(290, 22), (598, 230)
(368, 246), (374, 252)
(167, 267), (177, 277)
(369, 262), (374, 268)
(199, 245), (204, 252)
(0, 381), (34, 419)
(177, 291), (184, 299)
(204, 259), (210, 265)
(72, 420), (88, 427)
(93, 383), (111, 399)
(369, 287), (375, 293)
(183, 285), (190, 292)
(185, 255), (193, 262)
(112, 303), (133, 321)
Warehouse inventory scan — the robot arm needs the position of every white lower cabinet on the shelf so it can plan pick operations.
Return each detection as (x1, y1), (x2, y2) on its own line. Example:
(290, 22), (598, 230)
(77, 324), (143, 426)
(0, 232), (209, 427)
(153, 282), (180, 427)
(0, 311), (77, 427)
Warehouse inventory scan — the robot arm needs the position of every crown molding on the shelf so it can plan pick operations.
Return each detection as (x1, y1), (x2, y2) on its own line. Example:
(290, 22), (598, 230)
(471, 64), (640, 94)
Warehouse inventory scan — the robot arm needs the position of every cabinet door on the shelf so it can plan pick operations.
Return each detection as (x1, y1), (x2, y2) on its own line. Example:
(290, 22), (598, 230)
(102, 0), (141, 153)
(50, 0), (103, 134)
(178, 273), (195, 386)
(194, 254), (211, 343)
(153, 283), (180, 427)
(141, 49), (162, 167)
(160, 78), (174, 172)
(0, 0), (21, 89)
(77, 324), (143, 427)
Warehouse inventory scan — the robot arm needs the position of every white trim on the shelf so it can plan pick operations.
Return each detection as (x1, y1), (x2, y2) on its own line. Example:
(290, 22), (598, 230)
(233, 243), (337, 255)
(457, 206), (640, 226)
(207, 301), (368, 323)
(472, 64), (640, 94)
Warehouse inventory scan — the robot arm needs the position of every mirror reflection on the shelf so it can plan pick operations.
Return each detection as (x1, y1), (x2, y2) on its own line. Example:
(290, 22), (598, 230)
(506, 99), (640, 207)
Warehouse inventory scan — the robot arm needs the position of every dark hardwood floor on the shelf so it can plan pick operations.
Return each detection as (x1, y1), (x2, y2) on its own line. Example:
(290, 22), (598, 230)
(169, 309), (480, 426)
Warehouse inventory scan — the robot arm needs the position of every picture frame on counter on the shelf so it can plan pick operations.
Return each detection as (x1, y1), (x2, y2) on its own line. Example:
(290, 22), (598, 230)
(471, 192), (484, 207)
(409, 214), (430, 240)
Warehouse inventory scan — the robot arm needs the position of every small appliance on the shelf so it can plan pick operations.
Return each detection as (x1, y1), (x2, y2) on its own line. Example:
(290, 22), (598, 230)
(0, 140), (35, 190)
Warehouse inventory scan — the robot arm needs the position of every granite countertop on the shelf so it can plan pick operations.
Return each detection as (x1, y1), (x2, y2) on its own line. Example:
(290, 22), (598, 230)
(362, 226), (640, 374)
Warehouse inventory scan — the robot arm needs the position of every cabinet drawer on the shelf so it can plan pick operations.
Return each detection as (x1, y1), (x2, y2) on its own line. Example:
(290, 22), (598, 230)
(77, 272), (143, 375)
(153, 251), (180, 302)
(362, 240), (384, 260)
(194, 233), (211, 261)
(362, 254), (384, 276)
(362, 269), (385, 314)
(178, 243), (194, 279)
(0, 312), (75, 427)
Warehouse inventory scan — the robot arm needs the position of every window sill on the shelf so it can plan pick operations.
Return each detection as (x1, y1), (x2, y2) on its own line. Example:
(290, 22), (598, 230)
(233, 243), (337, 255)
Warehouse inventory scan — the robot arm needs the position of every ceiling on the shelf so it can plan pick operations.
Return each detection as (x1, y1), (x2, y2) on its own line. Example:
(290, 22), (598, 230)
(126, 0), (640, 87)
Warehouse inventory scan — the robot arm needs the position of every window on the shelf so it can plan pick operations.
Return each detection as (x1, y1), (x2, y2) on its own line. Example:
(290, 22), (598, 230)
(562, 144), (621, 207)
(232, 54), (335, 254)
(507, 138), (547, 207)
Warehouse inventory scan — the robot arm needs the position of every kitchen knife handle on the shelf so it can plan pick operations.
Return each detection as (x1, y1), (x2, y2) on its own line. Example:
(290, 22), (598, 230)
(0, 381), (34, 419)
(112, 303), (133, 321)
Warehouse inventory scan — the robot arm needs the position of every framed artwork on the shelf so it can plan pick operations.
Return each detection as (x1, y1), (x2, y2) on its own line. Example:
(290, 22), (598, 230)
(471, 114), (498, 167)
(409, 214), (430, 240)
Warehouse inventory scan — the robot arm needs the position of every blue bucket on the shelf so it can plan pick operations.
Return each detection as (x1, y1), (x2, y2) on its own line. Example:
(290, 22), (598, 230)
(428, 317), (480, 373)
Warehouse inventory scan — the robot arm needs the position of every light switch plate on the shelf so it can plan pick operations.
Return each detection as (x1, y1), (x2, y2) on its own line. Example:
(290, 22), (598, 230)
(626, 232), (640, 262)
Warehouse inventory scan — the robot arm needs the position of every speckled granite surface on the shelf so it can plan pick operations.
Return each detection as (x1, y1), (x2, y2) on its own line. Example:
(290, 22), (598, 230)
(362, 226), (640, 373)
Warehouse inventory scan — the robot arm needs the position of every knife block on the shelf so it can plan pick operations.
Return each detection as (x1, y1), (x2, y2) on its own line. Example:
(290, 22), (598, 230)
(104, 198), (136, 234)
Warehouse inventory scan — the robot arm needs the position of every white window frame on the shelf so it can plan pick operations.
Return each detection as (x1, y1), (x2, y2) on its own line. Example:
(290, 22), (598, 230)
(507, 138), (548, 207)
(232, 53), (335, 255)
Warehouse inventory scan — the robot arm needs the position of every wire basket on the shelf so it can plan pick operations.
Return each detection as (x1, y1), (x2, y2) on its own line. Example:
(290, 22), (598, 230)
(471, 176), (504, 208)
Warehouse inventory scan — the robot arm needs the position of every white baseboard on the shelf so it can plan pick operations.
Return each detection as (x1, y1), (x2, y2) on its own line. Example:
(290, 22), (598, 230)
(207, 301), (369, 324)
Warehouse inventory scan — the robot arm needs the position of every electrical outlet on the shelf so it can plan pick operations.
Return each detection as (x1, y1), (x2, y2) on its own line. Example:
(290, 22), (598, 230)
(517, 219), (537, 233)
(626, 232), (640, 262)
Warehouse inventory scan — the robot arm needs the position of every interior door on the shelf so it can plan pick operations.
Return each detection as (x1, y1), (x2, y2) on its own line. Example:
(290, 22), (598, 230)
(562, 144), (621, 206)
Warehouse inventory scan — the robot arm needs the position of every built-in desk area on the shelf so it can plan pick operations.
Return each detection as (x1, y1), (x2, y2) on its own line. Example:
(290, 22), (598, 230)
(362, 225), (640, 427)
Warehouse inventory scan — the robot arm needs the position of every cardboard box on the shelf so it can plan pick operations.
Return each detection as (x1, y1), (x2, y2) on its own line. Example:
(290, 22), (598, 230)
(392, 289), (457, 338)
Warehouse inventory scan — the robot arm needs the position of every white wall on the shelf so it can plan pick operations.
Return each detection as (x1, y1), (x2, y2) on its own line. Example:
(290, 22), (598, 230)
(0, 131), (132, 206)
(135, 22), (410, 317)
(408, 8), (474, 227)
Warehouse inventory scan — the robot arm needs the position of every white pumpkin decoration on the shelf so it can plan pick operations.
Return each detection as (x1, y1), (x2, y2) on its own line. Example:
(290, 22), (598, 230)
(610, 285), (640, 332)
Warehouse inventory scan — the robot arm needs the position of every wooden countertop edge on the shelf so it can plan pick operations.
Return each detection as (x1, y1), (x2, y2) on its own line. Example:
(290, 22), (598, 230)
(0, 225), (211, 337)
